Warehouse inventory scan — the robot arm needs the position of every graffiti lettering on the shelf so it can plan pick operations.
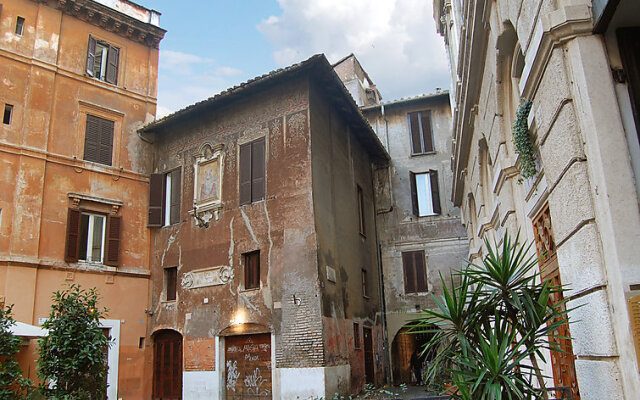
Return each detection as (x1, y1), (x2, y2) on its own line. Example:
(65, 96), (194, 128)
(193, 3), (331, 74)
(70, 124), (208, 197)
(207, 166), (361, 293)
(226, 360), (239, 391)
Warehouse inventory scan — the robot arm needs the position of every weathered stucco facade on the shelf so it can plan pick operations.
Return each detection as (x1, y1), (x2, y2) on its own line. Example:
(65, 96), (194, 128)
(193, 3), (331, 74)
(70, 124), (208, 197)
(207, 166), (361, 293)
(141, 55), (389, 399)
(335, 55), (469, 386)
(0, 0), (164, 398)
(435, 0), (640, 398)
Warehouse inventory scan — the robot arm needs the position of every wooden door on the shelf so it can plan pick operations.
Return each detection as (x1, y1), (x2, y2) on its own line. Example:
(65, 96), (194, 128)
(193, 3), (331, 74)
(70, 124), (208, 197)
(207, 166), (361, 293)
(225, 333), (272, 399)
(533, 205), (580, 400)
(153, 330), (183, 400)
(363, 327), (374, 384)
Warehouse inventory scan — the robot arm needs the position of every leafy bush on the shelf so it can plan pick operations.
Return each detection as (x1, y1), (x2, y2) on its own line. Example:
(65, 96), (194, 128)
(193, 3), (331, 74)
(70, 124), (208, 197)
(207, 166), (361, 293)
(0, 304), (32, 400)
(414, 232), (572, 400)
(37, 285), (110, 400)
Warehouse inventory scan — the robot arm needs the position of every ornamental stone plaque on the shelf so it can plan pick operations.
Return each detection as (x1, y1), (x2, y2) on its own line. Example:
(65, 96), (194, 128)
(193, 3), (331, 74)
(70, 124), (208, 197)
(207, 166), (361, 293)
(181, 266), (234, 289)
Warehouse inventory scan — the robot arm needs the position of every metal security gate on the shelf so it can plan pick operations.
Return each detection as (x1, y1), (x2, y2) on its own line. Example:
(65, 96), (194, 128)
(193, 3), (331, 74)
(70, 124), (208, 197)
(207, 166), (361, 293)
(225, 333), (272, 399)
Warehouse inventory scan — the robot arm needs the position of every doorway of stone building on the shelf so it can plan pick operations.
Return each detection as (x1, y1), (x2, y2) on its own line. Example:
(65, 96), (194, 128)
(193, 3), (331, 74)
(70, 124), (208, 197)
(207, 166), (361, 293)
(224, 333), (272, 399)
(152, 329), (183, 400)
(363, 327), (375, 384)
(391, 325), (431, 385)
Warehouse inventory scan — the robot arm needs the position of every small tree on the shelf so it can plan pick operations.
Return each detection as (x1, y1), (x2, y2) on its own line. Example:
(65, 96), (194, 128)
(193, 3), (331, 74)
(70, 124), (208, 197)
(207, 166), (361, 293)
(38, 285), (110, 400)
(414, 232), (572, 400)
(0, 304), (31, 400)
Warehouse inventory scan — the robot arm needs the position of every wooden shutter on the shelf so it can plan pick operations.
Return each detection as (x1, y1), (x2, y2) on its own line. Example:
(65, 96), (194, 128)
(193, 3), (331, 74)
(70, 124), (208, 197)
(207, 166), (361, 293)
(627, 295), (640, 370)
(98, 118), (114, 166)
(104, 215), (121, 267)
(429, 170), (441, 214)
(86, 35), (96, 76)
(84, 115), (100, 162)
(170, 169), (181, 224)
(245, 252), (260, 290)
(414, 251), (427, 292)
(65, 208), (81, 262)
(357, 185), (365, 234)
(239, 142), (251, 205)
(402, 252), (416, 293)
(409, 172), (418, 216)
(148, 173), (164, 227)
(421, 111), (434, 152)
(409, 112), (422, 154)
(617, 28), (640, 143)
(106, 45), (119, 85)
(166, 267), (177, 301)
(251, 137), (265, 202)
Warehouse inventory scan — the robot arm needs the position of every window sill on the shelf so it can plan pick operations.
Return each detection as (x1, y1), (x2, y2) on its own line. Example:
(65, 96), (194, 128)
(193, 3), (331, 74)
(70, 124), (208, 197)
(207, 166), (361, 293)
(161, 300), (177, 304)
(404, 291), (430, 296)
(75, 261), (116, 273)
(410, 151), (437, 157)
(240, 287), (261, 293)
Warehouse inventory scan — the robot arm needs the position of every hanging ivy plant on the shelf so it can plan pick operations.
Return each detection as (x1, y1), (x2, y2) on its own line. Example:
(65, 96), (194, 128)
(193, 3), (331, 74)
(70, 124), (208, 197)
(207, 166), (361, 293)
(512, 100), (537, 182)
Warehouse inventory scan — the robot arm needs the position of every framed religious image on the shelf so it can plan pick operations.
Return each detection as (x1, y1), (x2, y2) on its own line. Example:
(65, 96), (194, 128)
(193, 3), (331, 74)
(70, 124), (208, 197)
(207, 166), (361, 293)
(191, 143), (224, 225)
(197, 158), (220, 203)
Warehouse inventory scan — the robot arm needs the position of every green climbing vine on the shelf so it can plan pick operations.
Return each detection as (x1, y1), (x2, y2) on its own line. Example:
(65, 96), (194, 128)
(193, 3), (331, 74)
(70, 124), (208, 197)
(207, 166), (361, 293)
(512, 100), (537, 182)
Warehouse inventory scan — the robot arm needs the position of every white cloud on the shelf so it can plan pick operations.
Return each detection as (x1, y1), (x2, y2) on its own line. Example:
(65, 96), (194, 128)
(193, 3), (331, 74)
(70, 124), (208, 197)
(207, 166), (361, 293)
(258, 0), (450, 100)
(159, 50), (213, 75)
(155, 50), (246, 117)
(215, 66), (243, 77)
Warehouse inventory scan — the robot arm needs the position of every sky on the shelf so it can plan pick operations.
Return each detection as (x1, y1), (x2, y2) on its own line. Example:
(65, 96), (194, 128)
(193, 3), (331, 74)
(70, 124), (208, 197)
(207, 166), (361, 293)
(134, 0), (451, 118)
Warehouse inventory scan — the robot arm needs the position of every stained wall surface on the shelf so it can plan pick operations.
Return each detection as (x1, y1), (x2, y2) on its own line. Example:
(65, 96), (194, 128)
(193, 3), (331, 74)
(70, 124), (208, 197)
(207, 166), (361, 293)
(435, 0), (640, 398)
(0, 0), (163, 398)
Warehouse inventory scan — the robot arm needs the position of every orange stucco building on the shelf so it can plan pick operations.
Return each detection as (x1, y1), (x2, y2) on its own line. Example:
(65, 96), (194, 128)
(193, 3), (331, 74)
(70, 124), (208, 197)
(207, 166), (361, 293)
(0, 0), (164, 398)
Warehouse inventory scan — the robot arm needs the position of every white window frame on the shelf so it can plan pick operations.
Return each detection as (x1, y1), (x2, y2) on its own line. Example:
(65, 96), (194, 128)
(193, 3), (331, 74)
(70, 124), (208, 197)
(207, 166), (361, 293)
(164, 172), (172, 227)
(94, 42), (109, 81)
(100, 319), (120, 400)
(415, 172), (437, 217)
(80, 212), (106, 263)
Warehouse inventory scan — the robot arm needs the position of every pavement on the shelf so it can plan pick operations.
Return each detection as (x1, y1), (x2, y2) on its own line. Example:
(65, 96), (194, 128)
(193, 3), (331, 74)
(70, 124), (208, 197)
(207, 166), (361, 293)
(374, 385), (446, 400)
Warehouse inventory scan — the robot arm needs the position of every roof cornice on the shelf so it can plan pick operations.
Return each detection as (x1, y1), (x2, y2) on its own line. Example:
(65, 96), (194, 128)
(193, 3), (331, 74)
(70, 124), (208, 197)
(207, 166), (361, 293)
(34, 0), (166, 48)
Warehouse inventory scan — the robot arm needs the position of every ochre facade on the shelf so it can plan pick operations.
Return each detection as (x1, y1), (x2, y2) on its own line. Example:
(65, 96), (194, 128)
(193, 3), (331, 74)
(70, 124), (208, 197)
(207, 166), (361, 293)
(0, 0), (164, 398)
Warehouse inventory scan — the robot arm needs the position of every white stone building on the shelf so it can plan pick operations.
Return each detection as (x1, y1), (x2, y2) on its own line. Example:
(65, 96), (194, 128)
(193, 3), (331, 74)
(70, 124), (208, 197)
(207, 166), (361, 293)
(434, 0), (640, 398)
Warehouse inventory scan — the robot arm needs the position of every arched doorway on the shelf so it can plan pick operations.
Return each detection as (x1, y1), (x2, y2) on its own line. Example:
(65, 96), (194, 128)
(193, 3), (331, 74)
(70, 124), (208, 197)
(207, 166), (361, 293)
(390, 324), (433, 385)
(152, 329), (183, 400)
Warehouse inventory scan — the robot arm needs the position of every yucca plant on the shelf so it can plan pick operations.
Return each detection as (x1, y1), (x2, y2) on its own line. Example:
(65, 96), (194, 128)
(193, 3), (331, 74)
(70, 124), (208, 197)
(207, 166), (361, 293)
(413, 232), (573, 400)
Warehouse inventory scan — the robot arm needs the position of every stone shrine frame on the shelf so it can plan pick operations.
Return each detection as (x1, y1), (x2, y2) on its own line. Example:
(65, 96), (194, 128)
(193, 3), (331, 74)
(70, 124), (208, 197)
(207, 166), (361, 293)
(190, 143), (224, 225)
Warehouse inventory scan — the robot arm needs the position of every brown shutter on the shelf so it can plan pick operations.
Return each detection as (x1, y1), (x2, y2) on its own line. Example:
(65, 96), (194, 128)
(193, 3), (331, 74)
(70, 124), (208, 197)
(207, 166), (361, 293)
(251, 252), (260, 289)
(106, 45), (119, 85)
(410, 172), (418, 216)
(430, 170), (441, 214)
(84, 115), (100, 162)
(148, 173), (164, 227)
(617, 28), (640, 143)
(414, 251), (427, 292)
(65, 208), (81, 262)
(98, 118), (114, 166)
(421, 111), (434, 152)
(166, 267), (177, 301)
(239, 142), (251, 205)
(409, 112), (422, 154)
(402, 252), (416, 293)
(627, 295), (640, 369)
(104, 215), (121, 266)
(86, 35), (96, 76)
(170, 168), (181, 224)
(251, 137), (265, 202)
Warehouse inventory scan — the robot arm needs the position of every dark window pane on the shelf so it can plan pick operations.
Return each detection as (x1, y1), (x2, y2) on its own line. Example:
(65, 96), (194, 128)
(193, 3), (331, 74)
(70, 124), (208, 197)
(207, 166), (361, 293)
(3, 104), (13, 125)
(166, 267), (177, 301)
(79, 214), (90, 261)
(15, 17), (24, 35)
